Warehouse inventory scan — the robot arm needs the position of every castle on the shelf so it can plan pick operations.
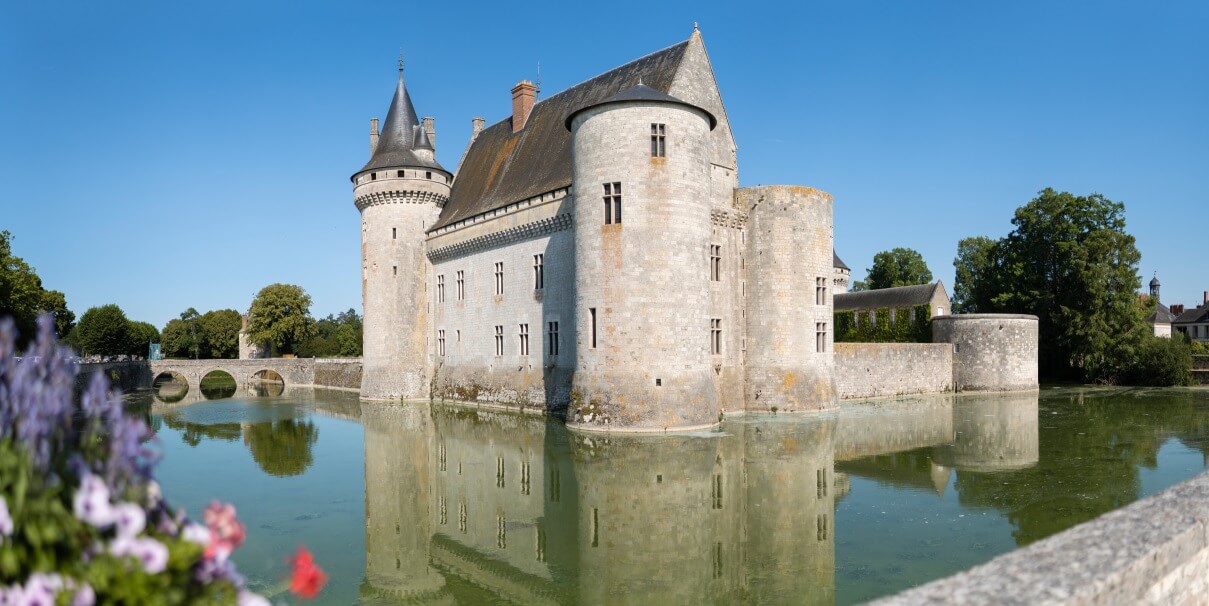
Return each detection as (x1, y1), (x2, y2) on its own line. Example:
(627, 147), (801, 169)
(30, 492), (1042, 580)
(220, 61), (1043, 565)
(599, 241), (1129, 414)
(351, 29), (1037, 431)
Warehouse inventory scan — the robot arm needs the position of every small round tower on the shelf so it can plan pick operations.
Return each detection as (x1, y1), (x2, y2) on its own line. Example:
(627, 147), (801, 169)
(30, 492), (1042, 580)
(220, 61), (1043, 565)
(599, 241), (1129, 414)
(565, 83), (719, 430)
(353, 63), (451, 400)
(932, 314), (1039, 393)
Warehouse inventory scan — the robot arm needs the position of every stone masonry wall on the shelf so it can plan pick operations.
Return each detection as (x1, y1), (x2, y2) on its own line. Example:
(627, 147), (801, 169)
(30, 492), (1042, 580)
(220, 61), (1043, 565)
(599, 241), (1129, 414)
(313, 359), (363, 391)
(933, 314), (1038, 392)
(741, 185), (836, 413)
(833, 343), (952, 400)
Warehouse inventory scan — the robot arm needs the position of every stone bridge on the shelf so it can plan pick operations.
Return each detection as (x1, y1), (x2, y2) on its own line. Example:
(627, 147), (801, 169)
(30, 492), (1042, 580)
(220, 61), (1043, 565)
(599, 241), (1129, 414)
(149, 359), (315, 391)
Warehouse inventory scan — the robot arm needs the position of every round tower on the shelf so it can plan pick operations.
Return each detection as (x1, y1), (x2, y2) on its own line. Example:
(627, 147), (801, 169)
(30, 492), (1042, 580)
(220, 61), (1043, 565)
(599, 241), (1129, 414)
(565, 84), (719, 430)
(353, 64), (451, 400)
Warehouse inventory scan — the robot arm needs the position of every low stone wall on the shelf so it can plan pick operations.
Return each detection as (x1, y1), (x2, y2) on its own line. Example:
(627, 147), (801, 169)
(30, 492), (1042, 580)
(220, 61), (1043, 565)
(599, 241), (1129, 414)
(77, 362), (152, 393)
(833, 343), (952, 400)
(313, 358), (363, 391)
(874, 469), (1209, 605)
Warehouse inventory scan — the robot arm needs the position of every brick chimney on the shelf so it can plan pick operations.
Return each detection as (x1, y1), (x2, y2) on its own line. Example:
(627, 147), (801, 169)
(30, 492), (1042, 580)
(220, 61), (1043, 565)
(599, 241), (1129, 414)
(422, 116), (436, 150)
(1204, 291), (1208, 305)
(511, 81), (537, 133)
(1172, 304), (1185, 316)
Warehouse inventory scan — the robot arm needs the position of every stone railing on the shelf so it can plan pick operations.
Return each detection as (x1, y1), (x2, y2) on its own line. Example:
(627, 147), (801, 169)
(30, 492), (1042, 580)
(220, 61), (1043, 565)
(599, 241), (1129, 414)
(874, 469), (1209, 605)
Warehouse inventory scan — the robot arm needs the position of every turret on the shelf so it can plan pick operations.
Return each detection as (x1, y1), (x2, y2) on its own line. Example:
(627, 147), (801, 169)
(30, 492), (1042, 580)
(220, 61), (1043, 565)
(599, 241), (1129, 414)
(565, 84), (719, 430)
(353, 60), (452, 400)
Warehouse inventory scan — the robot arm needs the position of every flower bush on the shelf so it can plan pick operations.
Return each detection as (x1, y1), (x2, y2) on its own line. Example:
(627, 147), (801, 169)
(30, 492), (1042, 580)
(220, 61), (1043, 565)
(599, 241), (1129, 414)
(0, 316), (325, 604)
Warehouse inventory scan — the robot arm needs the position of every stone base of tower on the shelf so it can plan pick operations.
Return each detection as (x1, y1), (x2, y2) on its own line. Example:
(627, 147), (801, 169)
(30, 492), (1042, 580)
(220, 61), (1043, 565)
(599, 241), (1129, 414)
(744, 364), (837, 413)
(568, 369), (719, 431)
(360, 363), (428, 400)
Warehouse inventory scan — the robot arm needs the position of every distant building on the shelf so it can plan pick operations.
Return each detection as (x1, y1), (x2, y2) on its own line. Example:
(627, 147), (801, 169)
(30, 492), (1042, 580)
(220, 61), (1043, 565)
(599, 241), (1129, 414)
(833, 252), (851, 294)
(834, 281), (950, 321)
(1143, 276), (1175, 338)
(1173, 291), (1209, 343)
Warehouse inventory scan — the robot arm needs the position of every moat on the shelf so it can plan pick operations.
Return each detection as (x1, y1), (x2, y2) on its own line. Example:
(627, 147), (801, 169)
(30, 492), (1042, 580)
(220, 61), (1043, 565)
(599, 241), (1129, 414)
(130, 386), (1209, 604)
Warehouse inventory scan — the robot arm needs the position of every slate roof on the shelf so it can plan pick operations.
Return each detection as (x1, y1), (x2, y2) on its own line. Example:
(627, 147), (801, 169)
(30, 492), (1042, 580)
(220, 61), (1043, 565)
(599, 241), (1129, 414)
(1148, 303), (1176, 324)
(563, 83), (716, 130)
(431, 39), (691, 232)
(1174, 305), (1209, 325)
(833, 252), (849, 271)
(834, 282), (948, 312)
(357, 71), (446, 175)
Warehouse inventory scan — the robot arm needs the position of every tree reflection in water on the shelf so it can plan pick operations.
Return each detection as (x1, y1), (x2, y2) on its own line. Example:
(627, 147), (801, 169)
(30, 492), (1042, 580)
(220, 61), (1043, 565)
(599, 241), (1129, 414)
(246, 419), (318, 477)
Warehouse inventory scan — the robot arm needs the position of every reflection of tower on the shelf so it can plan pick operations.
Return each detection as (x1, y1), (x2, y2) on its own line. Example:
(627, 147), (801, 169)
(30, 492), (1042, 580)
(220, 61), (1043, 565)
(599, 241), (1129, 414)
(743, 420), (836, 604)
(569, 433), (743, 604)
(933, 393), (1040, 472)
(360, 402), (446, 600)
(353, 60), (452, 400)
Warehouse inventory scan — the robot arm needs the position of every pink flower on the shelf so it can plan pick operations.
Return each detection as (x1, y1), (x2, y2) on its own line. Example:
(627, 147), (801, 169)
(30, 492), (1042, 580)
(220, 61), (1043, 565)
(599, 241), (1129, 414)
(112, 503), (145, 539)
(288, 547), (327, 600)
(202, 502), (245, 561)
(0, 496), (12, 537)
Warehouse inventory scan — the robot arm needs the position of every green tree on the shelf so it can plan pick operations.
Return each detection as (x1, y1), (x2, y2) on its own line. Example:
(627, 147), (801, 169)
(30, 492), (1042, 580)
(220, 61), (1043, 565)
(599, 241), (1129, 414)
(76, 304), (132, 356)
(247, 284), (317, 356)
(951, 236), (998, 313)
(953, 189), (1146, 381)
(125, 321), (160, 358)
(199, 309), (242, 359)
(38, 289), (74, 339)
(0, 230), (74, 344)
(160, 318), (192, 358)
(861, 248), (934, 290)
(297, 308), (362, 358)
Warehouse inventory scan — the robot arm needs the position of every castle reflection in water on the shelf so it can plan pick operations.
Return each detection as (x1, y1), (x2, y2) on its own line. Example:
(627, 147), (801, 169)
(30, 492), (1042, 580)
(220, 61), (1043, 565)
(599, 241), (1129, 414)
(359, 394), (1039, 604)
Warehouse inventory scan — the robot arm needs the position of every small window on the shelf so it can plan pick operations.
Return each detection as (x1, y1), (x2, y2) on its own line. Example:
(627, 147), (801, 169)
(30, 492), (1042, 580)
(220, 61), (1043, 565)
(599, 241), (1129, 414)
(371, 172), (377, 180)
(519, 323), (530, 356)
(437, 330), (446, 356)
(456, 270), (465, 301)
(392, 227), (396, 240)
(426, 171), (432, 179)
(533, 254), (544, 290)
(651, 123), (666, 157)
(816, 322), (827, 353)
(397, 170), (404, 178)
(711, 318), (722, 355)
(494, 262), (504, 295)
(603, 182), (622, 224)
(589, 308), (597, 349)
(710, 245), (722, 281)
(494, 325), (504, 356)
(392, 265), (397, 276)
(547, 321), (560, 356)
(936, 307), (945, 316)
(437, 275), (446, 303)
(815, 277), (827, 305)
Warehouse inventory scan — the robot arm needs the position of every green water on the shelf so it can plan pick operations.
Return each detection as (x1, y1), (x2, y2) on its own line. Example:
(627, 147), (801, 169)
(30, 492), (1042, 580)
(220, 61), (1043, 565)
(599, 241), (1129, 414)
(136, 386), (1209, 604)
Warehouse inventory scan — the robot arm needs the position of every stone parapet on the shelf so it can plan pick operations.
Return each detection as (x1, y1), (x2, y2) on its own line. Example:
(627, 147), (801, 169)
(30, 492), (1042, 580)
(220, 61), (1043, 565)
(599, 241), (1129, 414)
(874, 469), (1209, 605)
(834, 343), (952, 400)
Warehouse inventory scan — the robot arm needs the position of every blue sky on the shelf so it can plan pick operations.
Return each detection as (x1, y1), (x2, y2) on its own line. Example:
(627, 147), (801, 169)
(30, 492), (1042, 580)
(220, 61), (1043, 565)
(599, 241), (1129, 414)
(2, 1), (1206, 329)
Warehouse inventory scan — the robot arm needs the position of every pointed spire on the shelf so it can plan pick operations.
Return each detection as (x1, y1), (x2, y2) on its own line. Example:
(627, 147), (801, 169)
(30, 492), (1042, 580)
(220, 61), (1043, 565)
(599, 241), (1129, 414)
(358, 53), (445, 173)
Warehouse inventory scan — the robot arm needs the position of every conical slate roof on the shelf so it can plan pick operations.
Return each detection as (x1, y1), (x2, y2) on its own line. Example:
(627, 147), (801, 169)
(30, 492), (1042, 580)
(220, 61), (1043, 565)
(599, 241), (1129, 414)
(833, 251), (850, 271)
(564, 82), (717, 129)
(357, 71), (445, 175)
(1150, 276), (1161, 287)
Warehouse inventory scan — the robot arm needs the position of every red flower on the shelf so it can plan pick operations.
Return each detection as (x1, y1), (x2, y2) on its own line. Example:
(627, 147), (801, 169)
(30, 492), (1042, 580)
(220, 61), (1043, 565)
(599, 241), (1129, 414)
(289, 546), (328, 600)
(202, 501), (246, 560)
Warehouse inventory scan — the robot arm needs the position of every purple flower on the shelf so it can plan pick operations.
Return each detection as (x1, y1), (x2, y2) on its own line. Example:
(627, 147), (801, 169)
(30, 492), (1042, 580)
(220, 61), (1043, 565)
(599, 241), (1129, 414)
(0, 586), (23, 606)
(0, 496), (12, 537)
(181, 522), (211, 546)
(70, 584), (95, 606)
(72, 475), (114, 528)
(18, 573), (61, 606)
(111, 537), (168, 574)
(112, 503), (145, 539)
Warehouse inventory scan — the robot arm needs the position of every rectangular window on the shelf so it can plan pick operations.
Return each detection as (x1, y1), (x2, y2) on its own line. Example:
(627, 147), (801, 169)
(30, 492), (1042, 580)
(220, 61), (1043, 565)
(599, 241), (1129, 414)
(392, 227), (396, 240)
(710, 244), (722, 281)
(589, 308), (597, 349)
(816, 322), (827, 353)
(519, 323), (529, 356)
(651, 123), (666, 157)
(547, 321), (560, 356)
(711, 318), (722, 355)
(603, 182), (622, 224)
(392, 265), (397, 277)
(437, 274), (445, 303)
(815, 277), (827, 305)
(396, 170), (404, 178)
(533, 254), (544, 290)
(494, 325), (504, 356)
(437, 330), (446, 356)
(456, 270), (465, 301)
(494, 262), (504, 295)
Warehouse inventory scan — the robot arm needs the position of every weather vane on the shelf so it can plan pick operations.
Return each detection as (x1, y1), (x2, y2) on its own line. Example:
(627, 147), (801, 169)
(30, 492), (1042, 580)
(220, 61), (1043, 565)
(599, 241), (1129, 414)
(397, 50), (404, 74)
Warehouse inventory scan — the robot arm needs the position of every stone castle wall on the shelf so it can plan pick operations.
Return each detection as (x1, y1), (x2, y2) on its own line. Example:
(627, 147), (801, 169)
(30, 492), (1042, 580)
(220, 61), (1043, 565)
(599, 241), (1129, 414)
(933, 314), (1038, 392)
(740, 185), (836, 413)
(569, 101), (718, 430)
(833, 343), (952, 400)
(426, 196), (576, 412)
